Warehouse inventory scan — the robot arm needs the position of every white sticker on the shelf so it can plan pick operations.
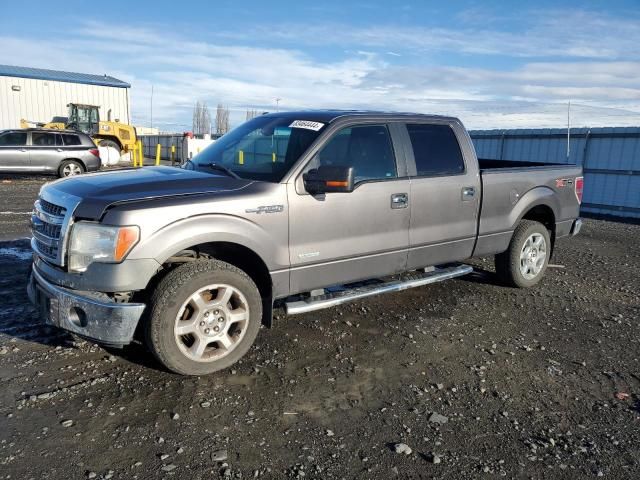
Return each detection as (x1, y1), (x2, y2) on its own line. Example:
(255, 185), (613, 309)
(289, 120), (325, 131)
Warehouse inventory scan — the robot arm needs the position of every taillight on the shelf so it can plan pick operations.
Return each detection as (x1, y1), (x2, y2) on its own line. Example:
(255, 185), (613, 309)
(574, 176), (584, 204)
(89, 148), (100, 158)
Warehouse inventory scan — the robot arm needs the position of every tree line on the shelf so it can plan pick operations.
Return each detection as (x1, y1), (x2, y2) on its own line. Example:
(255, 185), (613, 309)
(192, 102), (261, 136)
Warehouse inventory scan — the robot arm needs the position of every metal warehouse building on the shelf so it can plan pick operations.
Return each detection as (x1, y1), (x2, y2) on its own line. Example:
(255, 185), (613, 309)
(0, 65), (131, 130)
(471, 128), (640, 219)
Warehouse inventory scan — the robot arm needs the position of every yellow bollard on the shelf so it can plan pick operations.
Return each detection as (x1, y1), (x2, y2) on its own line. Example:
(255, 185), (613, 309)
(238, 150), (244, 165)
(137, 140), (143, 167)
(272, 152), (276, 163)
(155, 144), (161, 166)
(171, 145), (176, 165)
(131, 145), (137, 167)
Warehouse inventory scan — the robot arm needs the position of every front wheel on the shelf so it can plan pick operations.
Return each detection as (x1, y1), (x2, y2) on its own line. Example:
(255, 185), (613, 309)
(145, 260), (262, 375)
(495, 220), (551, 288)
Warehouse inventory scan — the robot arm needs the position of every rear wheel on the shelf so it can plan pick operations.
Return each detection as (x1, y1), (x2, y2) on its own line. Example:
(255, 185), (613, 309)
(495, 220), (551, 288)
(58, 160), (84, 177)
(145, 259), (262, 375)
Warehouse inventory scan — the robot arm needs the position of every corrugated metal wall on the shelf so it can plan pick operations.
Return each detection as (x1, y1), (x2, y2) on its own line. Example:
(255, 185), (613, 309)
(470, 127), (640, 219)
(0, 75), (130, 129)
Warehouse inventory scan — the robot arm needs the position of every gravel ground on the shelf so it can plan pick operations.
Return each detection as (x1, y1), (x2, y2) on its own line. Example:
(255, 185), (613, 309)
(0, 174), (47, 240)
(0, 175), (639, 479)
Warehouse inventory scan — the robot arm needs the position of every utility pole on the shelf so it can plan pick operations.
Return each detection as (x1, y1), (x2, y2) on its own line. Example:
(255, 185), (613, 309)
(566, 100), (571, 160)
(275, 97), (281, 112)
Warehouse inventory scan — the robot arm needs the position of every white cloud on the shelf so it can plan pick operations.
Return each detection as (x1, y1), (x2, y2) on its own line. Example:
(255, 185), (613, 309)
(257, 9), (640, 60)
(0, 10), (638, 130)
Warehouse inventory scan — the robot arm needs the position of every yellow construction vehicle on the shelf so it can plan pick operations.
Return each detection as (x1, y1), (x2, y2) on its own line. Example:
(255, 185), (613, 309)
(20, 103), (137, 153)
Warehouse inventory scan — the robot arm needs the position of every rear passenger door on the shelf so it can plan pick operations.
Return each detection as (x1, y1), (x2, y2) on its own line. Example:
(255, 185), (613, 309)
(0, 131), (29, 170)
(30, 132), (63, 173)
(402, 122), (480, 269)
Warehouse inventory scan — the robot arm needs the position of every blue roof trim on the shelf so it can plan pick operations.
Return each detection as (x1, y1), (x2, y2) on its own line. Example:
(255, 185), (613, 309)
(0, 65), (130, 88)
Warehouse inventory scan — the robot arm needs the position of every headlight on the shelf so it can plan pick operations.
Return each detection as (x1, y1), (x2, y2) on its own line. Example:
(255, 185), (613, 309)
(68, 223), (140, 273)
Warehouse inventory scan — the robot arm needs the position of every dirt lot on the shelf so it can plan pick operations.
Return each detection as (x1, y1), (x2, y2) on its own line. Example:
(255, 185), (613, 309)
(0, 174), (46, 241)
(0, 175), (639, 479)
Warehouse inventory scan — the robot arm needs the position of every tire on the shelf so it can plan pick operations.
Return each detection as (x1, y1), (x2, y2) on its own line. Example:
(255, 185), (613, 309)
(145, 259), (262, 375)
(495, 220), (551, 288)
(99, 139), (120, 151)
(58, 160), (85, 177)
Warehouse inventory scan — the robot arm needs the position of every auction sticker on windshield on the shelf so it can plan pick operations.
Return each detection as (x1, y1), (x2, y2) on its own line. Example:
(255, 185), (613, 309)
(289, 120), (325, 131)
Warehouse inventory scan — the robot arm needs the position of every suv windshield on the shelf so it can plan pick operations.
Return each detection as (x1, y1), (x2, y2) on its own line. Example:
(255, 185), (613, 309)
(185, 116), (326, 182)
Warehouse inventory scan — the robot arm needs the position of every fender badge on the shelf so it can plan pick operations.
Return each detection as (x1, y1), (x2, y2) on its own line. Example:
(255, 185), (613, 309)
(245, 205), (284, 214)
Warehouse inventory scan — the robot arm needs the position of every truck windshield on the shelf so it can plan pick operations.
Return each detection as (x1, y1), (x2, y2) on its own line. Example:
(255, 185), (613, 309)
(185, 116), (326, 182)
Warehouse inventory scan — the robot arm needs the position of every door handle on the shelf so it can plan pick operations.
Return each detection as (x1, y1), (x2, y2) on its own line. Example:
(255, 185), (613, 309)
(20, 148), (27, 152)
(391, 193), (408, 209)
(56, 148), (63, 152)
(461, 186), (476, 201)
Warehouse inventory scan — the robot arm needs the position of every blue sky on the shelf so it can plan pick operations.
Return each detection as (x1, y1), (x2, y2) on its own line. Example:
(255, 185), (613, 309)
(1, 0), (639, 130)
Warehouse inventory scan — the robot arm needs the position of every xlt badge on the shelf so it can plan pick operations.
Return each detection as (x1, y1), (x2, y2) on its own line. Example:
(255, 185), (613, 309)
(245, 205), (284, 214)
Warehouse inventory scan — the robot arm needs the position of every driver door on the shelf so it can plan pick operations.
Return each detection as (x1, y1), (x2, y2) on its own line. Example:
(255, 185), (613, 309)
(287, 123), (410, 294)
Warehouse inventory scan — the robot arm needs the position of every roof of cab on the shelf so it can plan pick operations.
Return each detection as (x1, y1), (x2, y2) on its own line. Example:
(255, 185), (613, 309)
(260, 110), (459, 124)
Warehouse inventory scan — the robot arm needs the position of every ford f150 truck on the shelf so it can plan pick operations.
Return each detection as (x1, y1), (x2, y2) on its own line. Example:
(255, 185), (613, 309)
(28, 111), (583, 375)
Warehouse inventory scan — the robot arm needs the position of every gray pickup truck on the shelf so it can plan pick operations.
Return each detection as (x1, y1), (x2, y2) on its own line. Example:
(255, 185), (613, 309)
(28, 111), (583, 375)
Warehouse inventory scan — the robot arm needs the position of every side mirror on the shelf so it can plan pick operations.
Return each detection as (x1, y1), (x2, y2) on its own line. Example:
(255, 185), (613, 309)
(303, 165), (354, 194)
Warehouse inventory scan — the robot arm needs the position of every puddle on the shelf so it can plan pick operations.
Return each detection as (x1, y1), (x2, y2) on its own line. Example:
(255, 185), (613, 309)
(0, 247), (32, 261)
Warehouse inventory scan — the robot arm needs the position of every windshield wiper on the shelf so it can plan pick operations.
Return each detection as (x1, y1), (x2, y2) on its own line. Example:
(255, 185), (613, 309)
(205, 162), (240, 179)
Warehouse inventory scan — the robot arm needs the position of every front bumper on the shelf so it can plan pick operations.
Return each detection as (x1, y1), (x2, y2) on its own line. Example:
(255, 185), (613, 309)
(27, 264), (146, 346)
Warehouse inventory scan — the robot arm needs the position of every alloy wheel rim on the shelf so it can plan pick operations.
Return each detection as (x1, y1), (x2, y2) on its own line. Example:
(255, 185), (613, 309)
(519, 233), (547, 280)
(63, 163), (82, 176)
(174, 284), (249, 362)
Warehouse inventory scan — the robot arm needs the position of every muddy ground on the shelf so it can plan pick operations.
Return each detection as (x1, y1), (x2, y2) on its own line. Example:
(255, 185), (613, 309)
(0, 174), (639, 479)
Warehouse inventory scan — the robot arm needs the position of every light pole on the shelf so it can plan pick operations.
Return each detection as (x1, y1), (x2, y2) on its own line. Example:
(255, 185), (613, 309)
(275, 97), (281, 112)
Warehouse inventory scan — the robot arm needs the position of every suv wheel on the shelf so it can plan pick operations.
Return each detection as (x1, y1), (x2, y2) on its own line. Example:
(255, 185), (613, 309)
(58, 160), (84, 177)
(495, 220), (551, 288)
(145, 259), (262, 375)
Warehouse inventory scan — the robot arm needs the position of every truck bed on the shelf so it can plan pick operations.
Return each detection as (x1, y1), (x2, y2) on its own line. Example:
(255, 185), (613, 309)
(478, 158), (571, 170)
(473, 158), (583, 257)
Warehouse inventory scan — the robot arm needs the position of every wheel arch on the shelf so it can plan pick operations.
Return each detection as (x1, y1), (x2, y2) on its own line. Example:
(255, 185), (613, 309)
(151, 240), (276, 327)
(518, 201), (557, 254)
(96, 135), (123, 150)
(59, 158), (87, 174)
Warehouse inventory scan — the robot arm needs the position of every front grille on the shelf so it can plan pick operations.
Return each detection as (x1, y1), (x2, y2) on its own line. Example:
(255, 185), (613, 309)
(39, 199), (67, 217)
(34, 239), (57, 258)
(31, 198), (67, 264)
(33, 221), (62, 239)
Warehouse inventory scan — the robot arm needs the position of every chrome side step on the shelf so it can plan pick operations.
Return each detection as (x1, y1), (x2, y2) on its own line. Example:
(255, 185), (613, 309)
(285, 264), (473, 315)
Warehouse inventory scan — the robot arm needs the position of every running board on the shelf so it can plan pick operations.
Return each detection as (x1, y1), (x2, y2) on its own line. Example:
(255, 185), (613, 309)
(285, 264), (473, 315)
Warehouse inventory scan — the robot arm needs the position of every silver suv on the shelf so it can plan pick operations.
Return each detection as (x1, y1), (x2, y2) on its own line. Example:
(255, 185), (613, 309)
(0, 128), (101, 177)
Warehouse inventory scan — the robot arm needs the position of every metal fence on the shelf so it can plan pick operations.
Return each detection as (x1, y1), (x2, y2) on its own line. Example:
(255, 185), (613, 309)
(470, 127), (640, 219)
(139, 134), (185, 162)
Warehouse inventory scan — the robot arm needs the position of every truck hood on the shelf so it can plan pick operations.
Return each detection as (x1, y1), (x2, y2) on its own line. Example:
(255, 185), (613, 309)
(44, 166), (254, 219)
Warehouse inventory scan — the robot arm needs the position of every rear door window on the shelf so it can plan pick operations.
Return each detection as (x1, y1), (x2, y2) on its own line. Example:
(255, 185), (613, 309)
(0, 132), (27, 146)
(61, 134), (82, 146)
(406, 124), (465, 176)
(32, 132), (61, 146)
